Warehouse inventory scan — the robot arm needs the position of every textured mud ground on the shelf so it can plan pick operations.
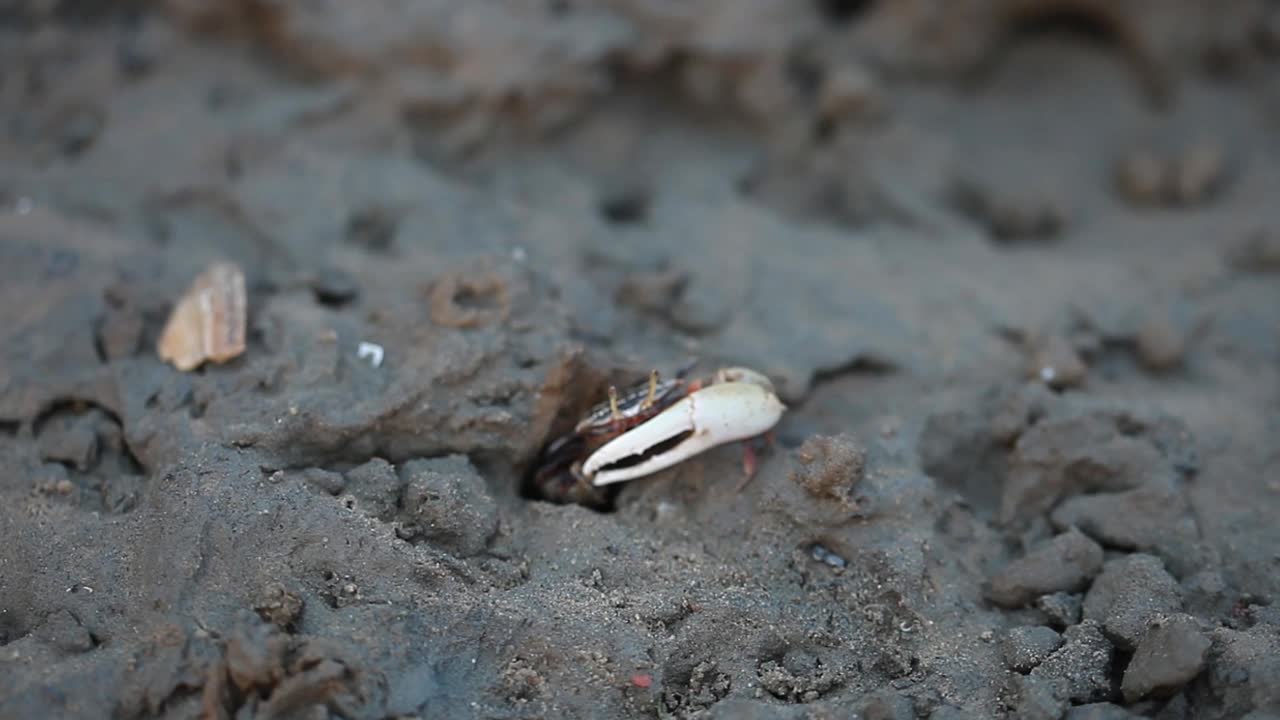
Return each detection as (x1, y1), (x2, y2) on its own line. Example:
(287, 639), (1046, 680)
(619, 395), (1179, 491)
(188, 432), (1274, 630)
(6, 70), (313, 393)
(2, 2), (1280, 718)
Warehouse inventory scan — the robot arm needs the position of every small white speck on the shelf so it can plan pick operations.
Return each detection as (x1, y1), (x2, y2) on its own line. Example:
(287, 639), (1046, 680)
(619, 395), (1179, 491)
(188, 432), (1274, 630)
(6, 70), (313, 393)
(512, 246), (528, 263)
(15, 197), (33, 215)
(357, 341), (384, 368)
(1039, 366), (1056, 382)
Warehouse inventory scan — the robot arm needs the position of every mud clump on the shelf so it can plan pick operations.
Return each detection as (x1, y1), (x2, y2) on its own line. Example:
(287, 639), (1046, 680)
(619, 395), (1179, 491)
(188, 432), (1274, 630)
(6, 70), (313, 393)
(253, 583), (305, 630)
(1133, 310), (1188, 372)
(1002, 625), (1063, 673)
(951, 175), (1070, 244)
(1028, 619), (1114, 704)
(1121, 613), (1210, 702)
(31, 609), (94, 655)
(756, 651), (844, 704)
(1024, 334), (1087, 390)
(661, 660), (732, 718)
(397, 455), (497, 557)
(986, 528), (1104, 608)
(1083, 554), (1183, 650)
(225, 620), (288, 694)
(999, 409), (1189, 526)
(343, 457), (401, 520)
(790, 434), (866, 510)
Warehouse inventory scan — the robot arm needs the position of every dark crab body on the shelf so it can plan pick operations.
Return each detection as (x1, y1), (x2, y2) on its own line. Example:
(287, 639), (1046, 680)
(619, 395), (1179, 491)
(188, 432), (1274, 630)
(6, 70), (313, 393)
(573, 370), (688, 437)
(532, 369), (691, 505)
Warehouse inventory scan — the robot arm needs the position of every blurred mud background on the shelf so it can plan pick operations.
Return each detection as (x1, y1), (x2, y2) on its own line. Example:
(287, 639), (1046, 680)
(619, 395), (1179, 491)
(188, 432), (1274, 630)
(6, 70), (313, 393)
(3, 1), (1280, 718)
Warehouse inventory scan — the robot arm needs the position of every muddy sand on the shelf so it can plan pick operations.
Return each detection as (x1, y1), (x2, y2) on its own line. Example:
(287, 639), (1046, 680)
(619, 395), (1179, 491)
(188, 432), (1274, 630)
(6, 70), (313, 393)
(2, 2), (1280, 718)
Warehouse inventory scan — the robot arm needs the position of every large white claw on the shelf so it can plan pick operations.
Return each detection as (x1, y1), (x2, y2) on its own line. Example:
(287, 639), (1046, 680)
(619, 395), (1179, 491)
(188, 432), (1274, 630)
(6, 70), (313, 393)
(585, 380), (786, 486)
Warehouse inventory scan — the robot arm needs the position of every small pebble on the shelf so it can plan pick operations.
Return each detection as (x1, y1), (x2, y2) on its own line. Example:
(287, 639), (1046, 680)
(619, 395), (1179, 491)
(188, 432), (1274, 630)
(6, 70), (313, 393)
(1135, 312), (1186, 372)
(817, 64), (886, 124)
(1027, 334), (1087, 390)
(810, 543), (847, 568)
(1116, 150), (1167, 206)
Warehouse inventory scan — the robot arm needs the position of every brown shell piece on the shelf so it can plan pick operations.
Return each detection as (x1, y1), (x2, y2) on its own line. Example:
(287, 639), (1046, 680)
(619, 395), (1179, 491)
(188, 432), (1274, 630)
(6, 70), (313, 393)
(157, 262), (247, 371)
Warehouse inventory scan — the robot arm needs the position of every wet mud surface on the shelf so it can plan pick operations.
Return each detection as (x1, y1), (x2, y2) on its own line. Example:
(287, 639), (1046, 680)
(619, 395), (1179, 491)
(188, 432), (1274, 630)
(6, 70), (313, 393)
(2, 1), (1280, 718)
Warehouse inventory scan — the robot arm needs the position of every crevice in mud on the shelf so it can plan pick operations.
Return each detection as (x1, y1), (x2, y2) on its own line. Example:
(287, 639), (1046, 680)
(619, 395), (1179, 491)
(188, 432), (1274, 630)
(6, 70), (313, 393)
(0, 419), (19, 437)
(32, 397), (147, 514)
(794, 354), (898, 408)
(598, 188), (650, 226)
(1108, 647), (1134, 701)
(814, 0), (874, 26)
(810, 354), (896, 386)
(344, 206), (401, 254)
(91, 315), (109, 365)
(519, 446), (620, 513)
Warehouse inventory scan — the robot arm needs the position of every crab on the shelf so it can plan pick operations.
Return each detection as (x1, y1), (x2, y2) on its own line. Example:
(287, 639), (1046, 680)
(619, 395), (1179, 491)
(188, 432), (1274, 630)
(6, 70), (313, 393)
(582, 366), (786, 486)
(532, 365), (787, 500)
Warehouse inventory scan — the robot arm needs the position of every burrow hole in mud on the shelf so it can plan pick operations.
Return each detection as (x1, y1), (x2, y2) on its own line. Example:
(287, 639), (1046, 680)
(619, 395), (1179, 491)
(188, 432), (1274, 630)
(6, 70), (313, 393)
(0, 419), (19, 437)
(452, 283), (503, 313)
(345, 207), (400, 253)
(815, 0), (874, 25)
(1007, 7), (1120, 46)
(33, 397), (147, 476)
(598, 189), (651, 226)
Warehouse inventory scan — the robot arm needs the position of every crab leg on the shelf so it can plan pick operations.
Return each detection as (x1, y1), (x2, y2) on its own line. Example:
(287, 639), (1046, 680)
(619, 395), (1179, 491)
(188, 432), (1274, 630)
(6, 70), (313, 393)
(585, 380), (786, 486)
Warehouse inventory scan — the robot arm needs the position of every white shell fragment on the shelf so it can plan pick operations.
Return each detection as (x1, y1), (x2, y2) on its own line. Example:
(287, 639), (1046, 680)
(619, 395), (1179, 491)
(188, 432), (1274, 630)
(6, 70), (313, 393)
(357, 341), (385, 368)
(586, 378), (786, 486)
(157, 261), (247, 371)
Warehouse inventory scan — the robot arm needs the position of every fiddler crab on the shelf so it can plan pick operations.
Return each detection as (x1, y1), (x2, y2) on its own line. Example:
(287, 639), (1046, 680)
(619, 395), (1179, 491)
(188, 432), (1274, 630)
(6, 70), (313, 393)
(533, 365), (787, 500)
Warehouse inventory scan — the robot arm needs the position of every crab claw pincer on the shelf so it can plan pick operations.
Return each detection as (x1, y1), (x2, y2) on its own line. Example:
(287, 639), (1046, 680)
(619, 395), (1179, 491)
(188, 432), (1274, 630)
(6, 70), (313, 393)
(584, 378), (786, 486)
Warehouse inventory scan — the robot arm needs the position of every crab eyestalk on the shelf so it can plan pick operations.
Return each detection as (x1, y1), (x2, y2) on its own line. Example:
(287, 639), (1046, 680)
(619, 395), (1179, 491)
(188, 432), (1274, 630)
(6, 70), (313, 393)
(583, 374), (786, 486)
